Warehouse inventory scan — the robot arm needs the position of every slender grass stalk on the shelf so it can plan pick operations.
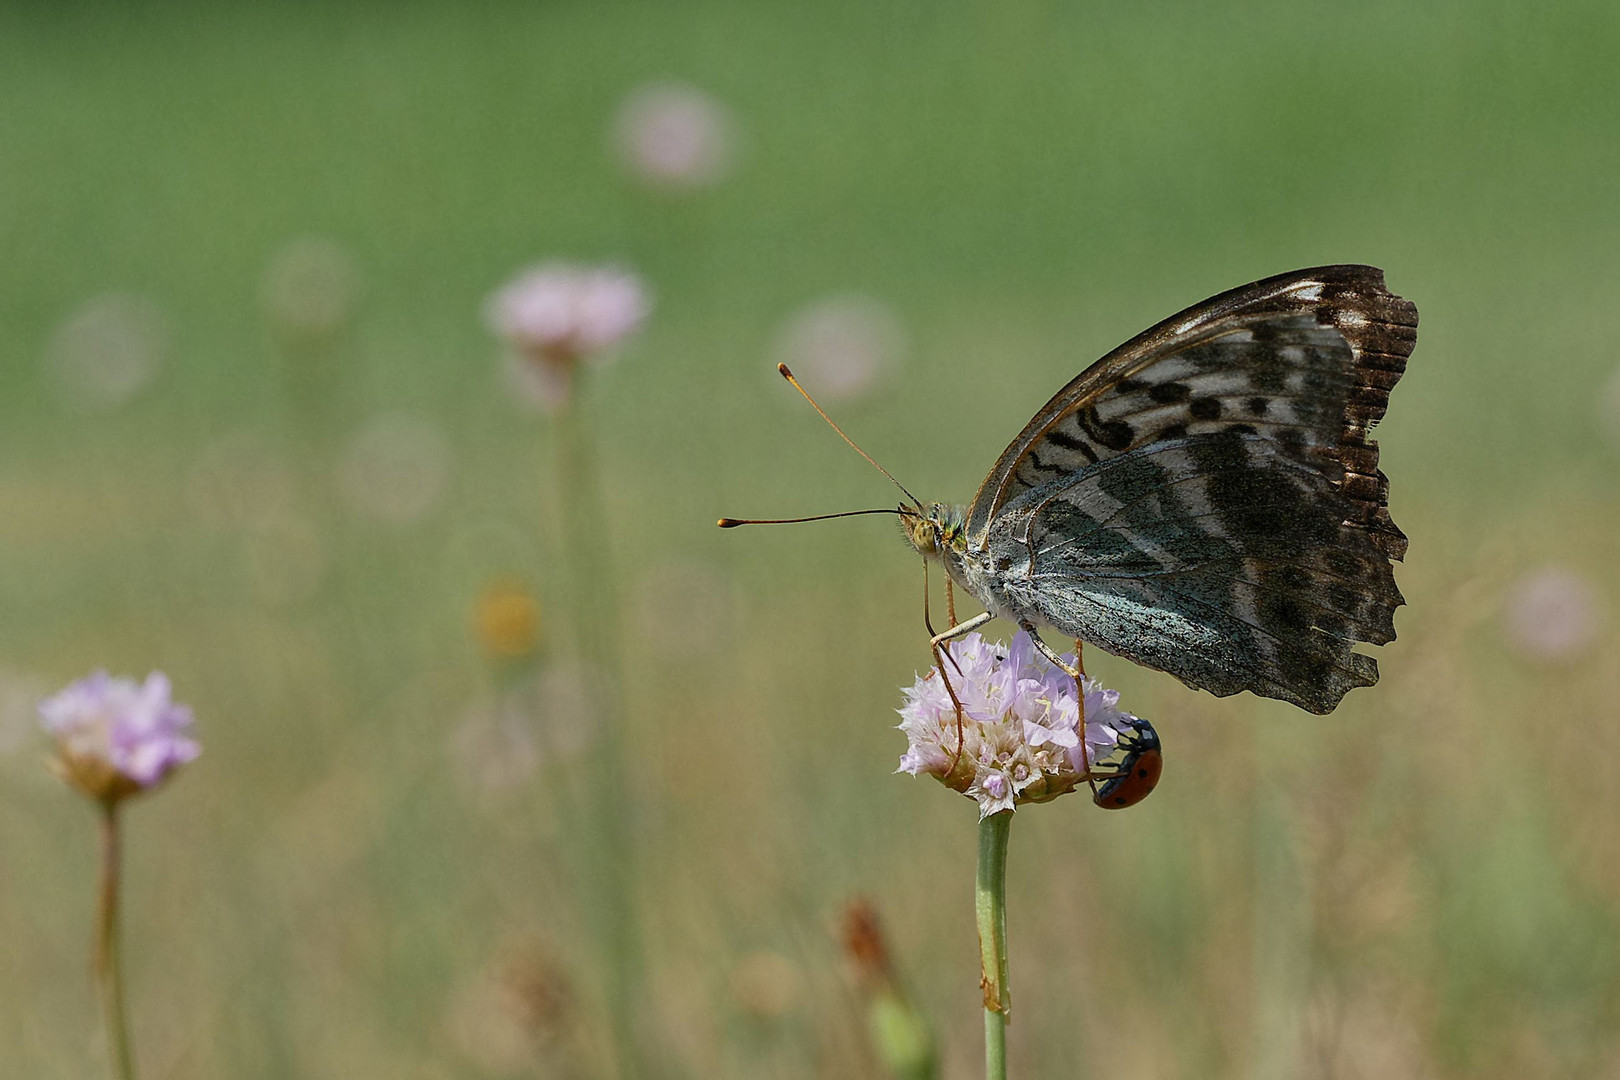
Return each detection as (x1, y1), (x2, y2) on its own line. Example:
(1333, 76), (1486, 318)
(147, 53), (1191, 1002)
(976, 811), (1012, 1080)
(552, 393), (646, 1080)
(95, 803), (136, 1080)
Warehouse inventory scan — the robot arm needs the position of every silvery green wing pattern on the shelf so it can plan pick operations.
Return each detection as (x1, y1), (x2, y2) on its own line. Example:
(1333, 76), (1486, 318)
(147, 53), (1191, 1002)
(957, 265), (1416, 713)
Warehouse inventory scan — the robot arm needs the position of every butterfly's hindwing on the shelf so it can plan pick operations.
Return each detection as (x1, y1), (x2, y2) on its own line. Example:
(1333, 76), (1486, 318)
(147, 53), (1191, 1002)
(973, 432), (1395, 712)
(960, 266), (1416, 713)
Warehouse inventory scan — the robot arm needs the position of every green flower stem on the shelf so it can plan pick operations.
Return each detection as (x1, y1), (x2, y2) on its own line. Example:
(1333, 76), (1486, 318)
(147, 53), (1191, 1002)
(976, 811), (1012, 1080)
(95, 803), (136, 1080)
(553, 393), (645, 1080)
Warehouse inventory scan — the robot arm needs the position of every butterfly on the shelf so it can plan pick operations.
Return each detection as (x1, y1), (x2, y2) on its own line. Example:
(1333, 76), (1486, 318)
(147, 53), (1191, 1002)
(725, 265), (1416, 714)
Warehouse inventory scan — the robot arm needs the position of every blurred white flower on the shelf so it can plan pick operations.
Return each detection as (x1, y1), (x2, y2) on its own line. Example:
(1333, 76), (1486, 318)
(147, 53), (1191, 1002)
(449, 660), (605, 797)
(260, 236), (361, 341)
(773, 294), (906, 403)
(1502, 566), (1606, 663)
(46, 293), (167, 412)
(613, 82), (736, 190)
(1600, 364), (1620, 451)
(533, 660), (607, 759)
(338, 413), (452, 523)
(450, 695), (542, 794)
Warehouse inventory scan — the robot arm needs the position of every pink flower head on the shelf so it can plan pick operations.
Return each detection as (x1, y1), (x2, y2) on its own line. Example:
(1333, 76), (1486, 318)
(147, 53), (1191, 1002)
(488, 263), (651, 415)
(1502, 566), (1606, 664)
(896, 631), (1139, 818)
(613, 82), (736, 190)
(39, 671), (199, 802)
(486, 263), (651, 370)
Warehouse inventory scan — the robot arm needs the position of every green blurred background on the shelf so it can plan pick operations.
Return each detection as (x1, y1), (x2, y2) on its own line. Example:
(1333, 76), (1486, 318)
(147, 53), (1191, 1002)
(3, 2), (1619, 1077)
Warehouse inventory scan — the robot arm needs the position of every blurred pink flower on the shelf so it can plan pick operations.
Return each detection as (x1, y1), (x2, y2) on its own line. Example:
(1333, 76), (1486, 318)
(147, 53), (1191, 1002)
(488, 264), (650, 414)
(613, 82), (736, 190)
(772, 295), (905, 403)
(39, 671), (199, 802)
(487, 264), (649, 362)
(1502, 566), (1606, 663)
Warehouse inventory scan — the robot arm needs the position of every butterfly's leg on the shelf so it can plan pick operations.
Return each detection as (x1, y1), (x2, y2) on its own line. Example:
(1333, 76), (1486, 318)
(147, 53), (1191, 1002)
(928, 613), (995, 775)
(1021, 623), (1100, 795)
(945, 577), (958, 628)
(922, 561), (992, 776)
(1073, 639), (1100, 798)
(931, 621), (995, 774)
(928, 610), (994, 650)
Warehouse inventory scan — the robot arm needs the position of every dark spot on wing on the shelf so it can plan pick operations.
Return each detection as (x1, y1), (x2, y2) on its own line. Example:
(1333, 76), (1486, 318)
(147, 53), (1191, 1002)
(1246, 397), (1269, 416)
(1148, 382), (1191, 404)
(1095, 419), (1134, 451)
(1189, 398), (1223, 421)
(1042, 427), (1099, 463)
(1027, 449), (1063, 475)
(1262, 593), (1313, 633)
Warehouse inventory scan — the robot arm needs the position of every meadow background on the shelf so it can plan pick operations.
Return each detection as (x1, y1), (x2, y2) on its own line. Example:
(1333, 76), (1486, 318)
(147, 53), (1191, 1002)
(3, 2), (1620, 1077)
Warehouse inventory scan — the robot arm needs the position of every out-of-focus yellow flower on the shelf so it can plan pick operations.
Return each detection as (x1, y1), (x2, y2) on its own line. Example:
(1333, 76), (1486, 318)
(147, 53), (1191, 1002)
(475, 579), (543, 660)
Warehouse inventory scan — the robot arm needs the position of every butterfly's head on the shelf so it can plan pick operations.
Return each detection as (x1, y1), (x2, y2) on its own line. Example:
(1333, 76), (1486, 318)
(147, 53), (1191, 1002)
(900, 502), (968, 560)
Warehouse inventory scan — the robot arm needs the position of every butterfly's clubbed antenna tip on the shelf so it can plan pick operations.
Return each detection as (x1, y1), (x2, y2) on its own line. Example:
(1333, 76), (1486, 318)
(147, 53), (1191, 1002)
(717, 518), (743, 528)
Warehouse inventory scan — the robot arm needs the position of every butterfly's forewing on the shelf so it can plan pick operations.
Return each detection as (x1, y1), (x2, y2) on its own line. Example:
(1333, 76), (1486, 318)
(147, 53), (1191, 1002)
(965, 266), (1417, 713)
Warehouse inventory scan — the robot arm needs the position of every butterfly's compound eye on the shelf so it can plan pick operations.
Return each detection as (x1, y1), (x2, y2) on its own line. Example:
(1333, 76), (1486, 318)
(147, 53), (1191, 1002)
(899, 507), (937, 556)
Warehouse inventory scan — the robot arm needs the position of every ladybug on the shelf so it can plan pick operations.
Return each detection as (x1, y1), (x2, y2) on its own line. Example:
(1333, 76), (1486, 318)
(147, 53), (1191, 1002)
(1092, 718), (1163, 810)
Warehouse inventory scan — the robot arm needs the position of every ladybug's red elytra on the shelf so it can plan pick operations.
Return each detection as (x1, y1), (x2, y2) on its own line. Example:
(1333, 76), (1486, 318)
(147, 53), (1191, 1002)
(1092, 718), (1162, 810)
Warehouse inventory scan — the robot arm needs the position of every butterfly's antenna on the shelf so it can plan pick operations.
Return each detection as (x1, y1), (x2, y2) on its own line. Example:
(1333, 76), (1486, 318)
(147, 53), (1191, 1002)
(777, 363), (924, 510)
(717, 508), (903, 528)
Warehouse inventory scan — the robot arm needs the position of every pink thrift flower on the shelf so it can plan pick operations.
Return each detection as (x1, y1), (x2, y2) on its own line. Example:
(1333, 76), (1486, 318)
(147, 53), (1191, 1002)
(613, 83), (736, 190)
(39, 671), (199, 803)
(486, 264), (651, 413)
(1502, 566), (1606, 663)
(487, 264), (650, 365)
(771, 295), (906, 403)
(896, 631), (1137, 818)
